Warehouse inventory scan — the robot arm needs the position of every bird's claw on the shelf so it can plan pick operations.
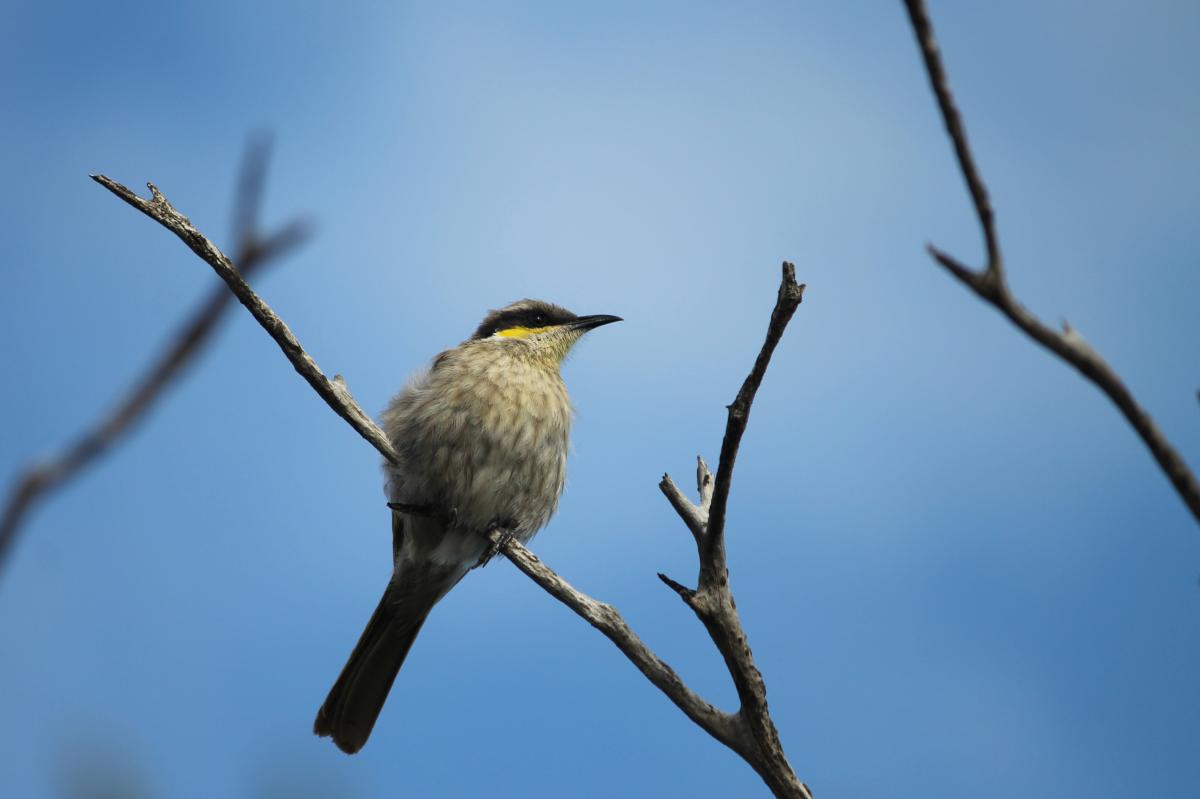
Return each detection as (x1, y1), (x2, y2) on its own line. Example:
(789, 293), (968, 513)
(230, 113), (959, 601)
(476, 525), (516, 569)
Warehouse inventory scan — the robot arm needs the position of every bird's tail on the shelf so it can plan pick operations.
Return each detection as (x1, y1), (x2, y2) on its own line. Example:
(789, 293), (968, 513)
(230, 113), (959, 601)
(314, 565), (461, 754)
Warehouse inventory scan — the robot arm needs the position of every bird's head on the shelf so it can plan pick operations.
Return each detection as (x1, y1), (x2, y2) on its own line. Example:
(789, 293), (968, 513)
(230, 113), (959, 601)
(470, 299), (621, 366)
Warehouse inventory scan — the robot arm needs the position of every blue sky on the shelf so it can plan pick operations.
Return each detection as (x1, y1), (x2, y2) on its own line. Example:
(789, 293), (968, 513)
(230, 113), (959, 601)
(2, 1), (1198, 796)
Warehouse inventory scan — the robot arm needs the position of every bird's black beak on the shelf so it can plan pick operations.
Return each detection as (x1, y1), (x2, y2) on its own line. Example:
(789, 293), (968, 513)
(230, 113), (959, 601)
(569, 314), (622, 332)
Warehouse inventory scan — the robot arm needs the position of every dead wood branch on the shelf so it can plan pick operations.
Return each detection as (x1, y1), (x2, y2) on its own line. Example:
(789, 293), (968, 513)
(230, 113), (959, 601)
(903, 0), (1200, 524)
(658, 264), (810, 798)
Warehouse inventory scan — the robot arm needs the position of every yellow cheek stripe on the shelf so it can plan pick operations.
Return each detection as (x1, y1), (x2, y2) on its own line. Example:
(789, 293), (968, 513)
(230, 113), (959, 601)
(496, 325), (554, 339)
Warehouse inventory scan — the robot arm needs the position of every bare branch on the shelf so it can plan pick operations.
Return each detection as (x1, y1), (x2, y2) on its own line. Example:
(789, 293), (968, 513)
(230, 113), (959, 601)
(489, 528), (740, 750)
(905, 0), (1002, 280)
(0, 141), (309, 575)
(659, 473), (706, 543)
(657, 263), (812, 799)
(904, 0), (1200, 525)
(89, 175), (395, 465)
(706, 263), (806, 576)
(657, 571), (697, 602)
(658, 456), (718, 545)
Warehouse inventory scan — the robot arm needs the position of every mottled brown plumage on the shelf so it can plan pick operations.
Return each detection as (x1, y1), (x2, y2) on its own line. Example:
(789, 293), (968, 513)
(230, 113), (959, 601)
(314, 300), (619, 754)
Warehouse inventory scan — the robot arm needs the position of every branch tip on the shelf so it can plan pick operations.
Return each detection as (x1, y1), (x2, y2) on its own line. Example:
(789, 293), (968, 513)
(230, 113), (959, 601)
(696, 456), (714, 509)
(657, 572), (695, 600)
(927, 243), (980, 286)
(777, 262), (805, 306)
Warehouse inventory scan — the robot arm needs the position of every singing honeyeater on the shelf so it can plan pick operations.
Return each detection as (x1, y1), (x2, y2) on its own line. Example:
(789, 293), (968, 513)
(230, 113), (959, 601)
(313, 299), (621, 754)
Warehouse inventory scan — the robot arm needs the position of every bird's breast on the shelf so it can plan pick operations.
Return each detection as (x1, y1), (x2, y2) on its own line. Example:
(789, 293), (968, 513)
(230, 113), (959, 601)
(384, 353), (573, 544)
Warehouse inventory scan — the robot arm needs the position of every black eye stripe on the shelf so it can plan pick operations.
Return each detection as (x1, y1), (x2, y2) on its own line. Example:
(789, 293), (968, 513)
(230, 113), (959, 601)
(470, 302), (578, 340)
(496, 310), (559, 331)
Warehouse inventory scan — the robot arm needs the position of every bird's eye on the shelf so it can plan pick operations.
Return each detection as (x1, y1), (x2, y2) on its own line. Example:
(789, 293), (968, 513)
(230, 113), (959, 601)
(533, 314), (547, 326)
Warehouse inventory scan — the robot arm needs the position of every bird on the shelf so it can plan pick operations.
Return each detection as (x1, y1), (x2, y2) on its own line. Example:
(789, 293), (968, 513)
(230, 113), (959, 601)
(314, 299), (621, 754)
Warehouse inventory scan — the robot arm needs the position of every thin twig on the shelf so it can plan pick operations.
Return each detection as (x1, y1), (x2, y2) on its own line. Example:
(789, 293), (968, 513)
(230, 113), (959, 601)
(660, 473), (706, 544)
(92, 174), (803, 793)
(904, 0), (1001, 281)
(904, 0), (1200, 524)
(0, 140), (309, 575)
(706, 264), (806, 572)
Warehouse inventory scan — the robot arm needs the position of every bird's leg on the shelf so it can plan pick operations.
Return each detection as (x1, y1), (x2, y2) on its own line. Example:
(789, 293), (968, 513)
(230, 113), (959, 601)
(475, 521), (516, 569)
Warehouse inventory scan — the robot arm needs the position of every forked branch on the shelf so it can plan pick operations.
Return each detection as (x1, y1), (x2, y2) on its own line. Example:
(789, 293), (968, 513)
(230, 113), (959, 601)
(903, 0), (1200, 524)
(659, 264), (810, 799)
(93, 177), (811, 796)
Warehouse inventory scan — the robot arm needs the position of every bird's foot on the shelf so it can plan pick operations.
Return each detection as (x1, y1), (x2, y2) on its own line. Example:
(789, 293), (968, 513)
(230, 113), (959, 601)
(475, 523), (516, 569)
